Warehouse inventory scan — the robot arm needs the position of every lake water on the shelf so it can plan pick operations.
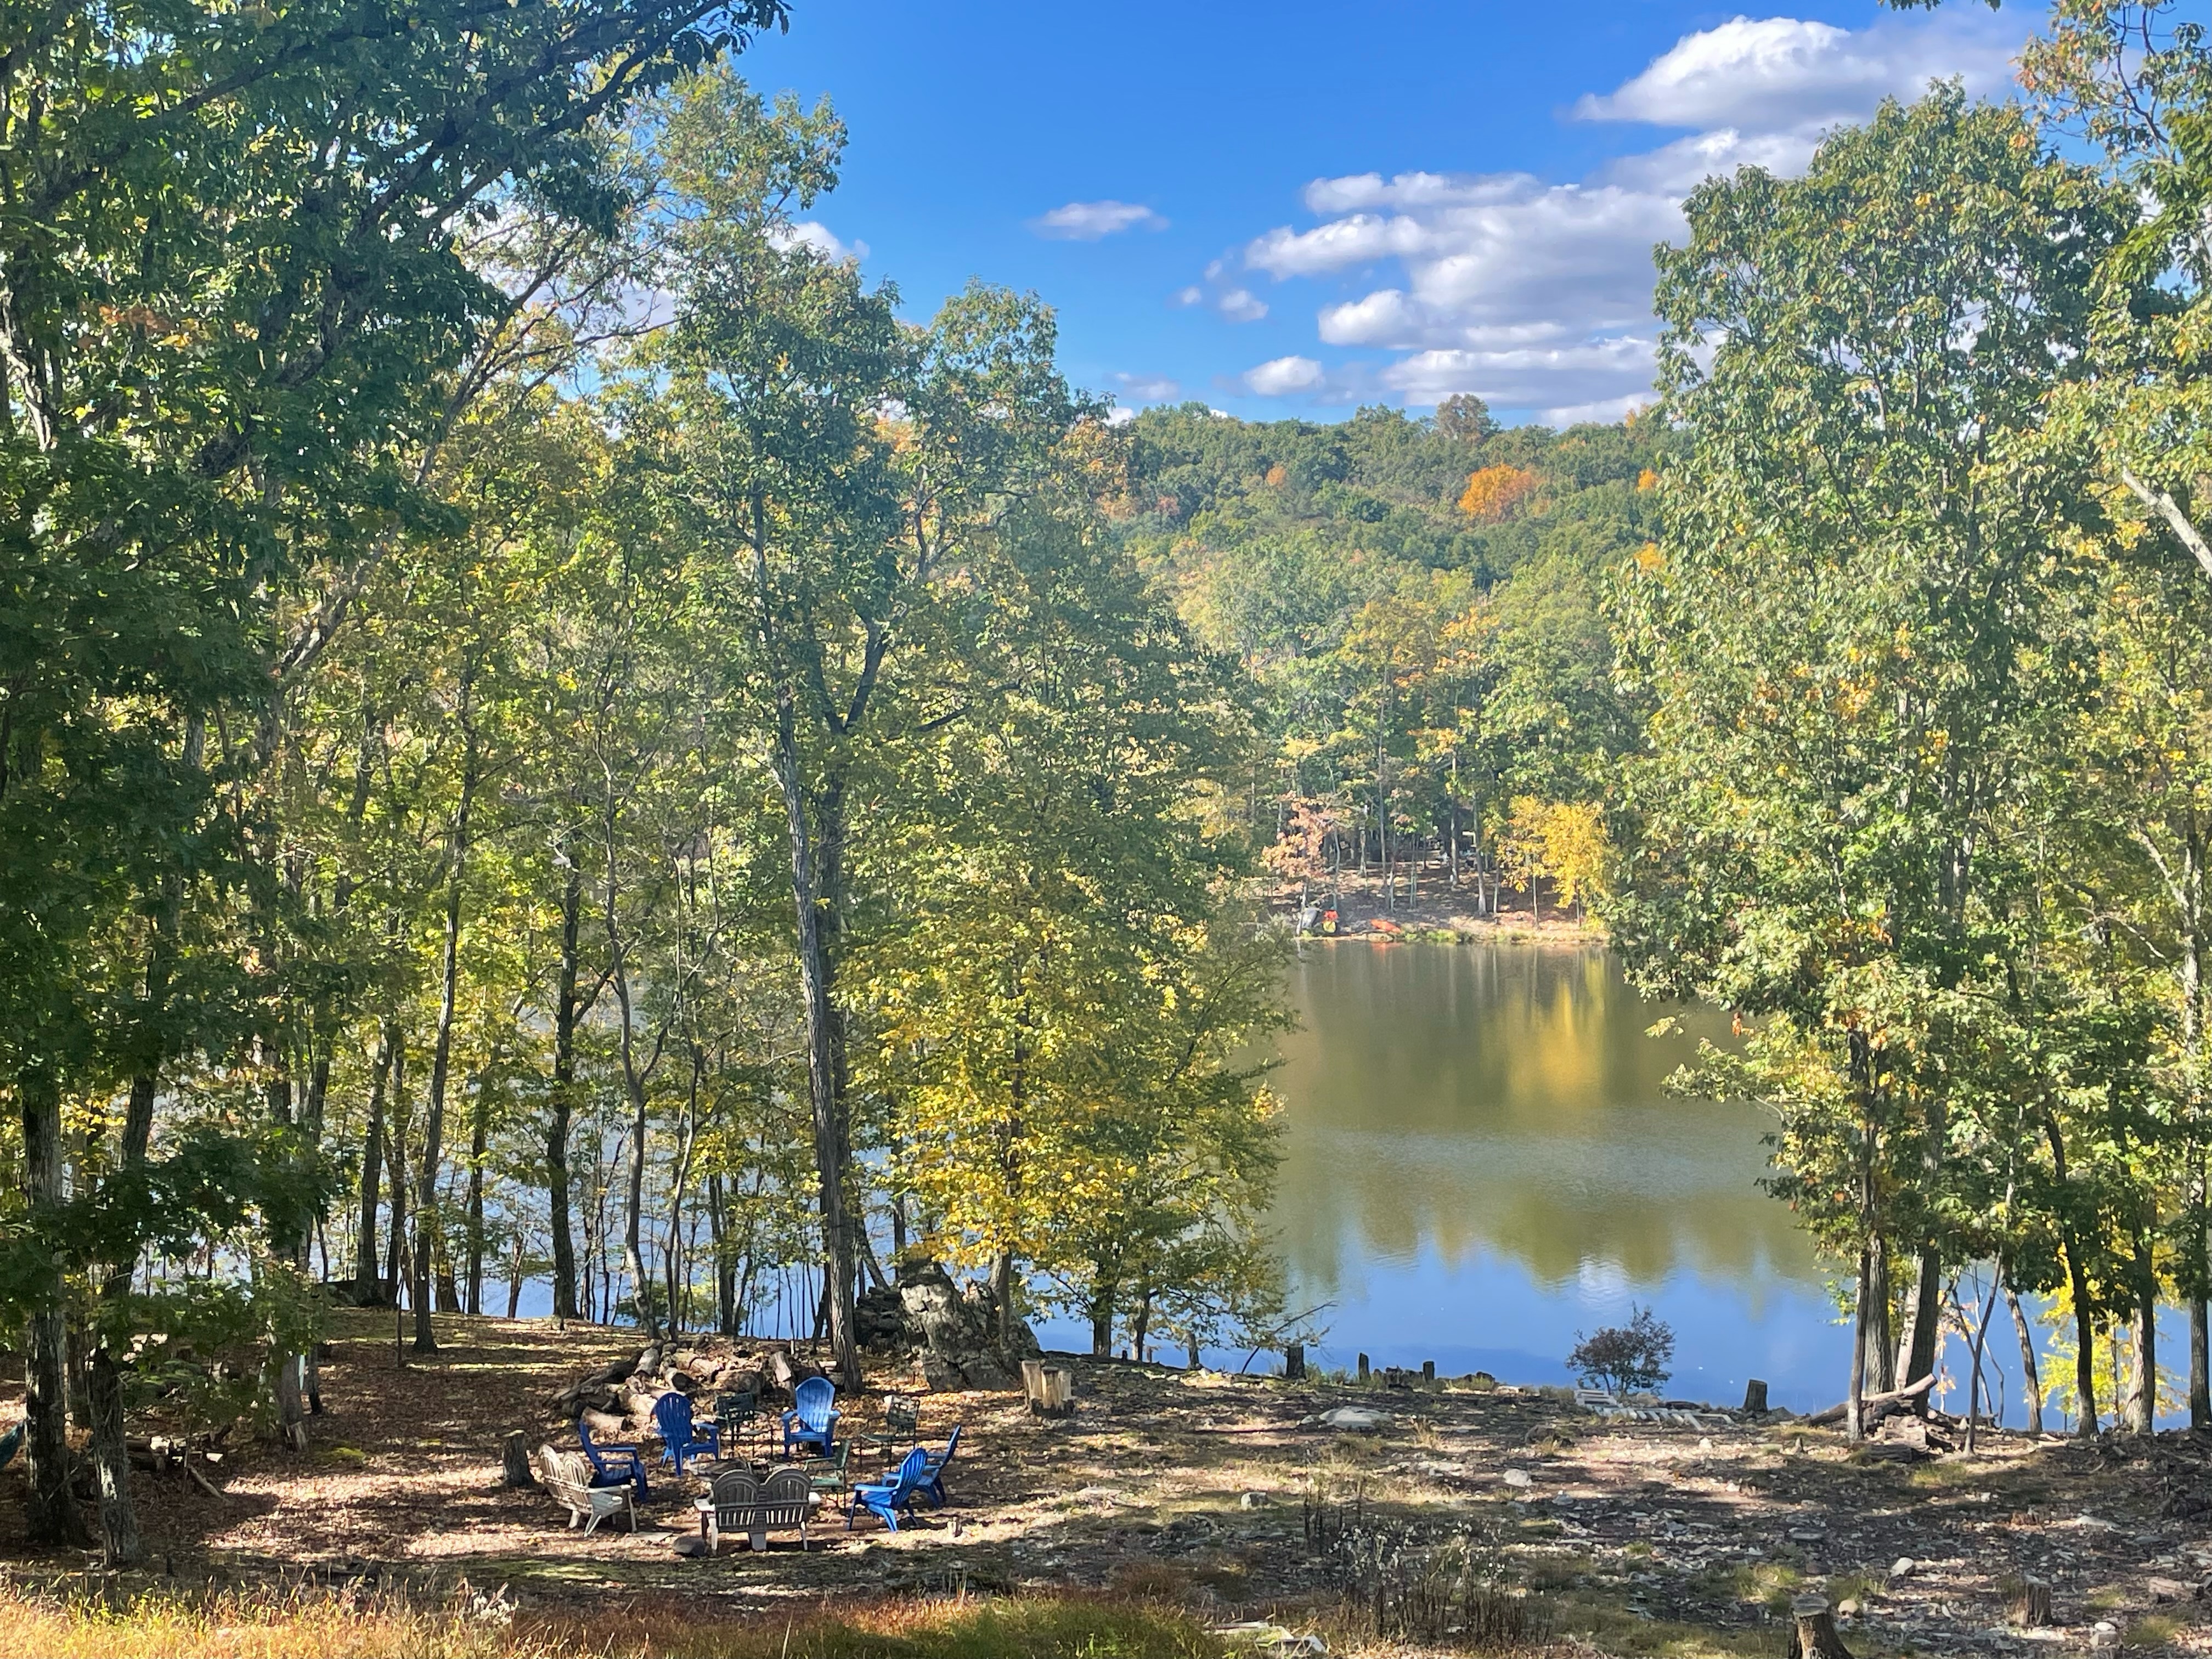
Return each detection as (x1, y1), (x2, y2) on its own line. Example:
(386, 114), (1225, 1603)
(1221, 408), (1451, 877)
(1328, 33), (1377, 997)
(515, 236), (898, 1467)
(1269, 939), (1853, 1411)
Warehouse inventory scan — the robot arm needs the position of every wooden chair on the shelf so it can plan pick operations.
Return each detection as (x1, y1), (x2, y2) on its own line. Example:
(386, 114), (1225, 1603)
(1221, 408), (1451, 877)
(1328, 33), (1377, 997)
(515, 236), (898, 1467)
(535, 1443), (637, 1534)
(697, 1466), (817, 1552)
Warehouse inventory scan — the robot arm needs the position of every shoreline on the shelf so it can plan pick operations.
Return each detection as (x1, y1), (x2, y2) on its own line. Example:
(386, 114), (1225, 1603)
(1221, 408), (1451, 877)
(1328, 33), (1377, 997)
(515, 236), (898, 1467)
(1268, 871), (1606, 945)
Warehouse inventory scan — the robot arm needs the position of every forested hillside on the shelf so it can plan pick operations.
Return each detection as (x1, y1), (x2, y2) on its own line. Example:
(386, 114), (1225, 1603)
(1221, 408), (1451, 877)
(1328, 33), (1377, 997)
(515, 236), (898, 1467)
(1116, 399), (1676, 912)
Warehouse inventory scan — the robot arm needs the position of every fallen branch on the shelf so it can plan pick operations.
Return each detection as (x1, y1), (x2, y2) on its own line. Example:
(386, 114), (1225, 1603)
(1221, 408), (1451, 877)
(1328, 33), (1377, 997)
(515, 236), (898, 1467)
(182, 1452), (227, 1503)
(1802, 1372), (1936, 1429)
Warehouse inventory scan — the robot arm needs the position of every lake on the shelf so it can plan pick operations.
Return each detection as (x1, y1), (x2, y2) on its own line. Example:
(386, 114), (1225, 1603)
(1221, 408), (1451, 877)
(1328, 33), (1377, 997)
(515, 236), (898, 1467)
(1269, 939), (1853, 1412)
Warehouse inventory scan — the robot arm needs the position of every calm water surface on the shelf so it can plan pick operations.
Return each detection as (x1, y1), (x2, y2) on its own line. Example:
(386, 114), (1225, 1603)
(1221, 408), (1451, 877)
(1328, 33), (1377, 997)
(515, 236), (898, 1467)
(1272, 940), (1852, 1410)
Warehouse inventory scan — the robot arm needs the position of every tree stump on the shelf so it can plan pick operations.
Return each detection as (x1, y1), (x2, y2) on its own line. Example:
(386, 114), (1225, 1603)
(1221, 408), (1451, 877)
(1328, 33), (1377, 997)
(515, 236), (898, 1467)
(1357, 1353), (1370, 1383)
(1422, 1359), (1436, 1384)
(501, 1431), (537, 1488)
(1021, 1361), (1074, 1416)
(1284, 1344), (1305, 1380)
(1743, 1378), (1769, 1415)
(1786, 1595), (1853, 1659)
(2008, 1577), (2053, 1628)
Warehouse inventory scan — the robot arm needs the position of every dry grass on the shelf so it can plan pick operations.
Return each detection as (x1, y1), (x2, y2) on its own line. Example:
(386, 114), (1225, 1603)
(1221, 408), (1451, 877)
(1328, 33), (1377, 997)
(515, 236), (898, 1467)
(0, 1583), (1226, 1659)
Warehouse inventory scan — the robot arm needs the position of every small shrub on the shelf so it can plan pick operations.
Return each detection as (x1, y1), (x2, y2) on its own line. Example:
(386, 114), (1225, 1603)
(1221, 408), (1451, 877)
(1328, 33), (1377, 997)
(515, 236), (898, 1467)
(1566, 1305), (1674, 1397)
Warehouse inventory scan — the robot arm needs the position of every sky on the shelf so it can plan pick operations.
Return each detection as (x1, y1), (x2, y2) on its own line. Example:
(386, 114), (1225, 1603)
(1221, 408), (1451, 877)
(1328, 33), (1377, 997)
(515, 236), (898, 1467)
(727, 1), (2032, 427)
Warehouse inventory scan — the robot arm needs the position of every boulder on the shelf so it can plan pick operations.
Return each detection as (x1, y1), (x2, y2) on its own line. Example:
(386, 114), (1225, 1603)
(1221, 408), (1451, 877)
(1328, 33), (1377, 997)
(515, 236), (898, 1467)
(1314, 1406), (1392, 1432)
(896, 1257), (1036, 1391)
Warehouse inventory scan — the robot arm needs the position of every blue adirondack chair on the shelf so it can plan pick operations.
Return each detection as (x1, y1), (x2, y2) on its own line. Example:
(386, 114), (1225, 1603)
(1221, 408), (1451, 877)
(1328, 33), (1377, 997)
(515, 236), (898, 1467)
(653, 1390), (720, 1474)
(917, 1423), (961, 1508)
(577, 1419), (648, 1498)
(781, 1375), (840, 1457)
(848, 1445), (929, 1532)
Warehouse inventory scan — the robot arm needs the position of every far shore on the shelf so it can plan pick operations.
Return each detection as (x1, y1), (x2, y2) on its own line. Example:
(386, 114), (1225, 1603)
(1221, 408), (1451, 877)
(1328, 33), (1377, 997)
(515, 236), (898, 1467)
(1270, 869), (1606, 945)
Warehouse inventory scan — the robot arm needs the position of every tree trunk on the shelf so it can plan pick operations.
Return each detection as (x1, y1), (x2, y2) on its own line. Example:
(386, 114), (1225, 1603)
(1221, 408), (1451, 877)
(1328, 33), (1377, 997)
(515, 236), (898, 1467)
(1862, 1231), (1895, 1396)
(414, 840), (466, 1352)
(18, 1066), (91, 1545)
(464, 1068), (489, 1317)
(2005, 1273), (2042, 1435)
(1090, 1267), (1118, 1358)
(355, 1022), (396, 1298)
(2130, 1219), (2158, 1434)
(2061, 1233), (2098, 1434)
(384, 1079), (410, 1297)
(548, 859), (585, 1321)
(771, 719), (860, 1385)
(1847, 1235), (1874, 1443)
(1897, 1247), (1942, 1407)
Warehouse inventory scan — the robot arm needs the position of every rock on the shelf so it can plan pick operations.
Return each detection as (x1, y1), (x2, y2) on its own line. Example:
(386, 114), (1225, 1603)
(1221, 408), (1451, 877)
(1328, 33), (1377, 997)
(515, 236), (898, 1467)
(1788, 1527), (1827, 1544)
(1240, 1491), (1273, 1508)
(1698, 1437), (1713, 1451)
(898, 1257), (1035, 1391)
(1501, 1468), (1534, 1488)
(855, 1284), (913, 1347)
(1314, 1406), (1392, 1433)
(2091, 1620), (2119, 1650)
(1835, 1599), (1861, 1618)
(1889, 1557), (1915, 1579)
(672, 1534), (708, 1558)
(2148, 1577), (2190, 1604)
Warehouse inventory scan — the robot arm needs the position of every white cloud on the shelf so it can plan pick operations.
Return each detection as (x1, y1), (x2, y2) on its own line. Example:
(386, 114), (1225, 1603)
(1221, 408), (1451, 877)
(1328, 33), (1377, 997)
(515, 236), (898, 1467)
(1216, 287), (1268, 323)
(1113, 371), (1182, 404)
(1173, 267), (1268, 322)
(1243, 355), (1326, 397)
(1031, 200), (1168, 240)
(1575, 12), (2017, 132)
(770, 220), (868, 263)
(1217, 10), (2027, 417)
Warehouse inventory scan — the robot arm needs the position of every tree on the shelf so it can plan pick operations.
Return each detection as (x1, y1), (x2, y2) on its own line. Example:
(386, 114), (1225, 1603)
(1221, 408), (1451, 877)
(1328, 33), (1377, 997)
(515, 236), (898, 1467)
(1612, 89), (2123, 1439)
(630, 72), (1092, 1381)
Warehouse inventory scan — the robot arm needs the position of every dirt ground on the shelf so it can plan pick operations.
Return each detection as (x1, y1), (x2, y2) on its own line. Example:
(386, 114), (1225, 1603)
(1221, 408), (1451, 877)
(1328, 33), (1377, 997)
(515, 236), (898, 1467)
(11, 1310), (2212, 1655)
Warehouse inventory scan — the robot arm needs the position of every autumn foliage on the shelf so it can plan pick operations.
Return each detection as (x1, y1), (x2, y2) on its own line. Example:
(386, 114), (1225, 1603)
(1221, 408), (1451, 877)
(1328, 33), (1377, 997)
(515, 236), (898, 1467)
(1457, 463), (1541, 522)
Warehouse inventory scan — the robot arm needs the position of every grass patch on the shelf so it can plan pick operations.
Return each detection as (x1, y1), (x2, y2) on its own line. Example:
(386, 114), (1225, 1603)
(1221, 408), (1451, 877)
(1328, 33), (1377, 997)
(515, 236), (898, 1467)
(1691, 1560), (1802, 1612)
(2087, 1584), (2134, 1613)
(2125, 1614), (2182, 1650)
(0, 1584), (1226, 1659)
(1823, 1572), (1878, 1609)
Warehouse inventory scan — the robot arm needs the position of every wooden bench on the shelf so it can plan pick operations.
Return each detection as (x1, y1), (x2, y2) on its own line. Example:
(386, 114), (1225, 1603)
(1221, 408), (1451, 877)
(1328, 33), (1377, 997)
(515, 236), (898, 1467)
(533, 1443), (637, 1535)
(696, 1467), (815, 1551)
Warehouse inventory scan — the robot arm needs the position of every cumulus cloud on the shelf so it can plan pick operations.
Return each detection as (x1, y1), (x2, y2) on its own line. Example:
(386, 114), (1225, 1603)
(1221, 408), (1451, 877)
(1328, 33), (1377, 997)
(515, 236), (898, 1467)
(1223, 11), (2025, 416)
(1172, 264), (1269, 322)
(770, 220), (868, 263)
(1113, 371), (1183, 404)
(1243, 356), (1327, 396)
(1576, 11), (2017, 132)
(1031, 200), (1168, 240)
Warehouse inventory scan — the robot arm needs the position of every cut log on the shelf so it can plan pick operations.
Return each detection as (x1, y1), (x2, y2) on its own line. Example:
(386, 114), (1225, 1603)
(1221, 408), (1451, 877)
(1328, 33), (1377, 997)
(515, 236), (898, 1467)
(2008, 1577), (2052, 1628)
(1802, 1372), (1936, 1429)
(1742, 1378), (1769, 1415)
(1021, 1361), (1074, 1417)
(1786, 1595), (1854, 1659)
(766, 1348), (826, 1398)
(501, 1430), (537, 1489)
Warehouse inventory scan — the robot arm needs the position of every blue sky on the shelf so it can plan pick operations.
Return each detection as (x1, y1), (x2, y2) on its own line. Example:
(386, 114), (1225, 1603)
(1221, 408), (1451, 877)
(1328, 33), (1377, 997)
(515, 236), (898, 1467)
(736, 1), (2028, 425)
